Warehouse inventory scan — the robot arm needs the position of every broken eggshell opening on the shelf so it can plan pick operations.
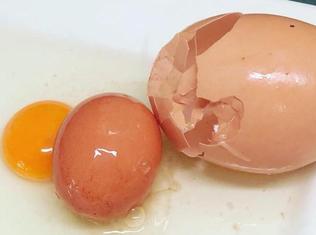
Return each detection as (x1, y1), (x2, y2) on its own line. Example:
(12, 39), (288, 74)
(148, 12), (316, 174)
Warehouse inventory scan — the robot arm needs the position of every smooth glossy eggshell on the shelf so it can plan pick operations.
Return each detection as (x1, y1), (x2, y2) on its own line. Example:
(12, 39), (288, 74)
(53, 94), (162, 220)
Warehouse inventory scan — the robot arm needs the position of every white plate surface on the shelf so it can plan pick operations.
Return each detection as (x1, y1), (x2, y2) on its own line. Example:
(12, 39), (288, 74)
(0, 1), (316, 235)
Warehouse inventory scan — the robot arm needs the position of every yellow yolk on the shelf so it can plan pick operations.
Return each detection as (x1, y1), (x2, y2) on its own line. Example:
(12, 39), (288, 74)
(2, 101), (70, 180)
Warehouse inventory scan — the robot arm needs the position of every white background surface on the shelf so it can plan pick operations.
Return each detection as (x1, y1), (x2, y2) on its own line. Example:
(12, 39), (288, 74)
(0, 0), (316, 235)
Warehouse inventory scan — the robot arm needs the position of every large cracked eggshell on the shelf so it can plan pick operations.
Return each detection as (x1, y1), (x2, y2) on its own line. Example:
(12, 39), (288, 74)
(148, 13), (316, 174)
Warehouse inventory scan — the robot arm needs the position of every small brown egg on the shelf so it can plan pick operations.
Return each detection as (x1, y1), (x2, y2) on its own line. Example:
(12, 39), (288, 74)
(148, 13), (316, 174)
(53, 93), (162, 220)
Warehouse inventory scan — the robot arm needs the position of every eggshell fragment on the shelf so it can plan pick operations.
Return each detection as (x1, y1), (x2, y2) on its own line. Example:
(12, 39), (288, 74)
(148, 13), (316, 174)
(53, 94), (162, 220)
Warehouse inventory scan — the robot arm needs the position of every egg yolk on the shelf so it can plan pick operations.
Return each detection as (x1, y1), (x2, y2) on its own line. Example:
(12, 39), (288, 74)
(2, 101), (70, 180)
